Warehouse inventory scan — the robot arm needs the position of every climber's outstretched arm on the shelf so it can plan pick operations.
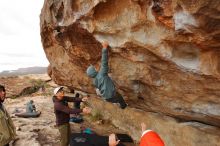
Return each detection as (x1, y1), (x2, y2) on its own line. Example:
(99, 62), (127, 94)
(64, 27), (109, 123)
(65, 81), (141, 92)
(100, 41), (109, 75)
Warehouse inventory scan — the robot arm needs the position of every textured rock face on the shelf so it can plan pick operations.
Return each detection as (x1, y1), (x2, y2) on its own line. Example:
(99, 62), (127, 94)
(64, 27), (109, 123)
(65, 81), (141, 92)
(40, 0), (220, 145)
(89, 98), (220, 146)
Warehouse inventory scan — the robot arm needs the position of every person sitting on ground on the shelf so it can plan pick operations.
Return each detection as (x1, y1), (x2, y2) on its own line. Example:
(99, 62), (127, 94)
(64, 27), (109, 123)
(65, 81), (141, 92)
(140, 123), (164, 146)
(53, 86), (92, 146)
(0, 85), (16, 146)
(86, 41), (127, 109)
(26, 100), (36, 113)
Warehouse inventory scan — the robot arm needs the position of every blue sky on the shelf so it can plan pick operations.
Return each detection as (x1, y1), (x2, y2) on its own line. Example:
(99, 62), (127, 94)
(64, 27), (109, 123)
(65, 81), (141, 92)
(0, 0), (49, 71)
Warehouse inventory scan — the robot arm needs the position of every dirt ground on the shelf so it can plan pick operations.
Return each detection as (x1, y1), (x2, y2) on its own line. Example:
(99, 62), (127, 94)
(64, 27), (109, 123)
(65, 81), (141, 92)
(4, 93), (135, 146)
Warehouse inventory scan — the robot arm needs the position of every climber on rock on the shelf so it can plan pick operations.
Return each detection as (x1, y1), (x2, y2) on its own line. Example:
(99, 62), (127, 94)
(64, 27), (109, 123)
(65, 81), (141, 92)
(86, 41), (127, 109)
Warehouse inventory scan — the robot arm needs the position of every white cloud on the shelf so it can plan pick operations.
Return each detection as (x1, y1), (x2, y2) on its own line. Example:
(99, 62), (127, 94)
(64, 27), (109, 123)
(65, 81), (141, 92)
(0, 0), (48, 72)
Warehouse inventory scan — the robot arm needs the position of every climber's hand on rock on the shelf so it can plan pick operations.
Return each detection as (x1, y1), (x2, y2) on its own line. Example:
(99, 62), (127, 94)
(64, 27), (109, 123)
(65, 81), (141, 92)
(102, 41), (109, 49)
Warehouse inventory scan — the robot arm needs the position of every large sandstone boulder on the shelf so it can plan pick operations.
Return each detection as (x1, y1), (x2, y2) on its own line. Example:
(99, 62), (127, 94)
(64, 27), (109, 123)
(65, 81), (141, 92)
(40, 0), (220, 145)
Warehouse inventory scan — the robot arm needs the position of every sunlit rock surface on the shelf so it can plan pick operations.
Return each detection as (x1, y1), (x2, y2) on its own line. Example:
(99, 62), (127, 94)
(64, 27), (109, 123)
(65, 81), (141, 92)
(40, 0), (220, 145)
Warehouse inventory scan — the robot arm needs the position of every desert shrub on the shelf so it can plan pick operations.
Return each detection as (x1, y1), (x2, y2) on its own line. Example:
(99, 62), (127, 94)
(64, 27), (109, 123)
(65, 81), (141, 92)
(19, 86), (40, 96)
(30, 79), (45, 87)
(18, 79), (46, 96)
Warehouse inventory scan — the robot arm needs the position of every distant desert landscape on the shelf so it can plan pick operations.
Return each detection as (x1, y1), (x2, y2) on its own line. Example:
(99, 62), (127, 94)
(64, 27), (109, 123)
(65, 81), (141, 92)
(0, 67), (47, 77)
